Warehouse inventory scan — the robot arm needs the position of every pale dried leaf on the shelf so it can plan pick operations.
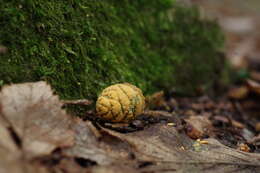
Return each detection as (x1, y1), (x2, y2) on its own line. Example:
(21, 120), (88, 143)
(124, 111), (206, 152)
(104, 124), (260, 173)
(65, 119), (260, 172)
(185, 115), (214, 139)
(0, 117), (18, 153)
(52, 158), (88, 173)
(0, 159), (27, 173)
(145, 91), (167, 109)
(18, 163), (49, 173)
(64, 119), (133, 165)
(0, 122), (48, 173)
(64, 119), (113, 165)
(0, 81), (74, 158)
(0, 121), (21, 173)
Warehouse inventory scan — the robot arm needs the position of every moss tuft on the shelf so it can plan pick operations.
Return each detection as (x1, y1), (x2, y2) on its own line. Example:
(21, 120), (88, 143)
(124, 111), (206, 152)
(0, 0), (224, 99)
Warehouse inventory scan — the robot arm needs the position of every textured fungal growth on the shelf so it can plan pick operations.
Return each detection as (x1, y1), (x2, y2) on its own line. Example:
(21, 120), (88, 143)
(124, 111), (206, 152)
(96, 83), (145, 123)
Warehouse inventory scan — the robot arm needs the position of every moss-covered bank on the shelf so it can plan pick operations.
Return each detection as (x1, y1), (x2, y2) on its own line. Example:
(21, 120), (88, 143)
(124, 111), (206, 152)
(0, 0), (224, 99)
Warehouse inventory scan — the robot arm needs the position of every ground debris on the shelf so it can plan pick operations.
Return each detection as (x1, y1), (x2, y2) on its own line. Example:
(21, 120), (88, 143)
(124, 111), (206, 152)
(184, 115), (214, 139)
(1, 81), (260, 173)
(0, 82), (74, 173)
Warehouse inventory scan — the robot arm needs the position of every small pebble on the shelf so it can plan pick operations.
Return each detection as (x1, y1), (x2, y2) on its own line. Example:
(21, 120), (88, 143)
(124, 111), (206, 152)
(167, 122), (175, 126)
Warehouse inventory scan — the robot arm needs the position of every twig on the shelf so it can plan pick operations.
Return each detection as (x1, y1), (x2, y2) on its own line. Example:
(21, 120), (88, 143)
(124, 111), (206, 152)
(62, 99), (93, 106)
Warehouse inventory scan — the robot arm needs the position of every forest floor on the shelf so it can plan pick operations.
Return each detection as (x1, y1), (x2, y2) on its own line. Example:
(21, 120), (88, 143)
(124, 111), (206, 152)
(1, 1), (260, 173)
(187, 0), (260, 152)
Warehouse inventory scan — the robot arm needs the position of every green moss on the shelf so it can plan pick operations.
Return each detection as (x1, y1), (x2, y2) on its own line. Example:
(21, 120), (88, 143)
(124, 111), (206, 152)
(0, 0), (224, 99)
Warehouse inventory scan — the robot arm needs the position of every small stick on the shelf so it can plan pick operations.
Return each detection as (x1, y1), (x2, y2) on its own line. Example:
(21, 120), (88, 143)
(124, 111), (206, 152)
(62, 99), (93, 106)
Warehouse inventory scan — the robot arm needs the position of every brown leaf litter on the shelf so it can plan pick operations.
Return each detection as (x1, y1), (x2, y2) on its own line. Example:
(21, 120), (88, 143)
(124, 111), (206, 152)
(1, 82), (260, 173)
(65, 120), (260, 173)
(0, 82), (74, 173)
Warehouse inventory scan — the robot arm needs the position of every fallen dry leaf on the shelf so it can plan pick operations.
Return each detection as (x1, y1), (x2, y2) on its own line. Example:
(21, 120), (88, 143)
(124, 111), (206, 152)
(145, 91), (168, 110)
(0, 120), (21, 173)
(51, 158), (88, 173)
(64, 119), (134, 166)
(0, 81), (74, 158)
(0, 81), (75, 173)
(103, 124), (260, 172)
(65, 119), (260, 173)
(0, 111), (49, 173)
(1, 81), (260, 173)
(0, 117), (18, 153)
(185, 115), (214, 139)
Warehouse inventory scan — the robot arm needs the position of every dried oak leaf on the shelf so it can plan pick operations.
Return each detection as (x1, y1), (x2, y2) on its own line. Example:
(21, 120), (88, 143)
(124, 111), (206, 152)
(0, 115), (49, 173)
(0, 116), (18, 153)
(66, 120), (260, 173)
(64, 119), (134, 166)
(104, 124), (260, 173)
(0, 120), (21, 173)
(145, 91), (169, 110)
(184, 115), (214, 139)
(0, 81), (74, 158)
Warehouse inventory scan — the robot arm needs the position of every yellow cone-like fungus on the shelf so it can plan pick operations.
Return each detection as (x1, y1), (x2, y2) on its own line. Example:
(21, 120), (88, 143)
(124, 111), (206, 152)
(96, 83), (145, 123)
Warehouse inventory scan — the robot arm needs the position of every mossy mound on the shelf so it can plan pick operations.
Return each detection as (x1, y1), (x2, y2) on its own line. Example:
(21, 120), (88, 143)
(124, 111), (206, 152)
(0, 0), (224, 99)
